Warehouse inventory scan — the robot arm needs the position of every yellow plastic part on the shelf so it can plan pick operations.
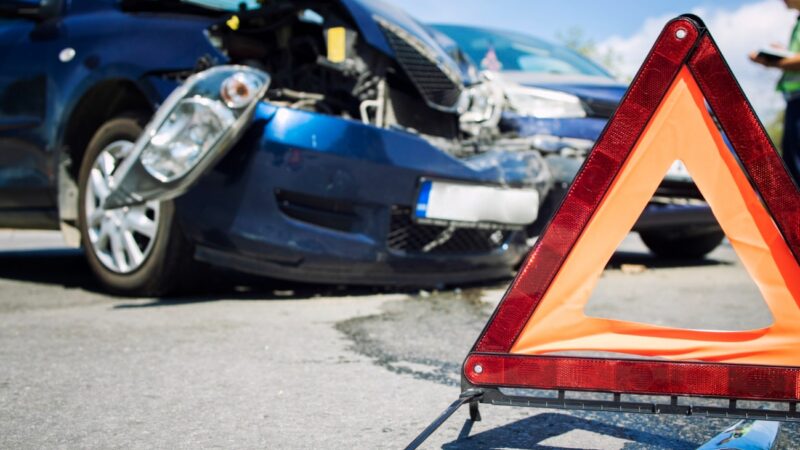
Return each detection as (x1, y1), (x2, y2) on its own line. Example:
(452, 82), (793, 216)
(327, 27), (347, 63)
(510, 67), (800, 365)
(226, 15), (240, 31)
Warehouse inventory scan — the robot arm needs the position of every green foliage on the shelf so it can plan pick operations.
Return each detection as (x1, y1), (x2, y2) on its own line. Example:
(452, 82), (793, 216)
(556, 27), (596, 58)
(555, 27), (624, 79)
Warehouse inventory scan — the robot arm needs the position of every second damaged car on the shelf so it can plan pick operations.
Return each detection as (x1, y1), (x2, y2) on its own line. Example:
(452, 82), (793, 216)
(0, 0), (552, 294)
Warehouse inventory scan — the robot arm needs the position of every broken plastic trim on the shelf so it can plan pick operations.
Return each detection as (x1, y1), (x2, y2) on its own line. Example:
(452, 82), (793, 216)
(103, 65), (270, 209)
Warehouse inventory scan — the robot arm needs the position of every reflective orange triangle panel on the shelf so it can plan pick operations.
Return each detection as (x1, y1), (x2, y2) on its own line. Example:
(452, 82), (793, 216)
(464, 16), (800, 402)
(509, 67), (800, 366)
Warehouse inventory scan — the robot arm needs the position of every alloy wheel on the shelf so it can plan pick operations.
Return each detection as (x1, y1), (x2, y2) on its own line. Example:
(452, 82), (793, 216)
(84, 140), (161, 274)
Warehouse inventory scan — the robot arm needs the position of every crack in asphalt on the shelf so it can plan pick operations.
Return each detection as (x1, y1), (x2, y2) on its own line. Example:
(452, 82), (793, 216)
(337, 312), (463, 386)
(336, 288), (492, 387)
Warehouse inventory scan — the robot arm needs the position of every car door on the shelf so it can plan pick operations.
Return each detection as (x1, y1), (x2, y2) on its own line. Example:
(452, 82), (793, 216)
(0, 1), (62, 215)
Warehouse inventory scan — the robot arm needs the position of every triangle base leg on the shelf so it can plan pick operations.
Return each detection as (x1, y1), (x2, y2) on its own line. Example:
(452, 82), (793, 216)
(404, 389), (483, 450)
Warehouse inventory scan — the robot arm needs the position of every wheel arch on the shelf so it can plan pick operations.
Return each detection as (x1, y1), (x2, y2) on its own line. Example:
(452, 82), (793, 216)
(57, 78), (155, 246)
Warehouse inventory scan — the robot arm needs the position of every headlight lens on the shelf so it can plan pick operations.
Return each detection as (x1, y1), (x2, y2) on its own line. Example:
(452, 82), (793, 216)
(505, 86), (586, 119)
(141, 97), (235, 182)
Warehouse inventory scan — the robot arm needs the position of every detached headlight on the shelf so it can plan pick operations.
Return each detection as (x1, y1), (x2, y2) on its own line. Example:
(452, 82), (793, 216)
(140, 69), (267, 183)
(505, 85), (586, 119)
(141, 98), (235, 182)
(104, 66), (270, 208)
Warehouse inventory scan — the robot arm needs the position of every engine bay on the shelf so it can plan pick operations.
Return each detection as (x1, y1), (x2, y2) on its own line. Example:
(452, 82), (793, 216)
(202, 3), (505, 157)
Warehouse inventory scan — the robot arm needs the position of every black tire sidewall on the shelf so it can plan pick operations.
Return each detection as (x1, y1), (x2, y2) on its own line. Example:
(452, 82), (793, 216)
(77, 115), (186, 296)
(639, 229), (725, 259)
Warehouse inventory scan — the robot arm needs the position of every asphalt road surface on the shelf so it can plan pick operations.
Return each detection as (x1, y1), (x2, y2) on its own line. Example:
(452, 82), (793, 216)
(0, 230), (796, 449)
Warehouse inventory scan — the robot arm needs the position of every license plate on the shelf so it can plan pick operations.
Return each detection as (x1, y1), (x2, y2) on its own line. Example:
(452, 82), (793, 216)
(414, 180), (539, 226)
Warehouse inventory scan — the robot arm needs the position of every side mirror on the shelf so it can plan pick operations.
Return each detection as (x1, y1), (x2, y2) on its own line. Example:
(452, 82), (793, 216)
(0, 0), (61, 20)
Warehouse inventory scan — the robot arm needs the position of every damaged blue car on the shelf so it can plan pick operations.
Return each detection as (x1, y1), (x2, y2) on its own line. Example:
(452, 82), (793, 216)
(0, 0), (552, 295)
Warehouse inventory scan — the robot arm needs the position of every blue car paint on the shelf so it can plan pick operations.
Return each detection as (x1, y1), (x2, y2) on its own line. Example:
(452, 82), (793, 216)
(0, 17), (64, 208)
(504, 81), (627, 141)
(52, 10), (225, 137)
(340, 0), (476, 87)
(0, 0), (223, 210)
(502, 114), (609, 142)
(1, 0), (538, 284)
(174, 102), (534, 284)
(541, 82), (627, 106)
(339, 0), (396, 57)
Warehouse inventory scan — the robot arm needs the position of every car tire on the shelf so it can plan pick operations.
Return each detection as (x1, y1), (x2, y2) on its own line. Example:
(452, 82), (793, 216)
(639, 228), (725, 259)
(78, 114), (191, 296)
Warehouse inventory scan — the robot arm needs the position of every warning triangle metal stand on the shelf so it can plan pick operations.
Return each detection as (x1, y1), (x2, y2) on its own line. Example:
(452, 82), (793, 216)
(407, 14), (799, 449)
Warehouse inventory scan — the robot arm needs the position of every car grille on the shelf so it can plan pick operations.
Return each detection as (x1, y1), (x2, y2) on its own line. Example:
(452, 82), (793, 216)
(377, 19), (463, 111)
(387, 207), (511, 254)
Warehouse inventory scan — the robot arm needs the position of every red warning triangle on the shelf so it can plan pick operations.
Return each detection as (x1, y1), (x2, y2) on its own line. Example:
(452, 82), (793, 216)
(464, 15), (800, 401)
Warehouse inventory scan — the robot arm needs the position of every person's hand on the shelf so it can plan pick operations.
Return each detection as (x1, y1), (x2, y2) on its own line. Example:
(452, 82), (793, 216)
(750, 51), (782, 68)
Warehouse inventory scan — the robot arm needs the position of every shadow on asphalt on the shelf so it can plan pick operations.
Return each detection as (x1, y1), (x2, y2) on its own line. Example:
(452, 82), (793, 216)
(117, 283), (414, 309)
(119, 274), (511, 309)
(606, 250), (731, 270)
(442, 412), (697, 449)
(0, 245), (730, 308)
(0, 248), (104, 292)
(0, 248), (411, 304)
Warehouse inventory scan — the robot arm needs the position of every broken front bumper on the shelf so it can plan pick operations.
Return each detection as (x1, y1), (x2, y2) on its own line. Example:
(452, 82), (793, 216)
(171, 103), (549, 286)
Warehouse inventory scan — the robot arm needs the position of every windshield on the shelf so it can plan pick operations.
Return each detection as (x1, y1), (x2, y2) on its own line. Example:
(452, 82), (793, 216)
(432, 25), (612, 78)
(182, 0), (261, 11)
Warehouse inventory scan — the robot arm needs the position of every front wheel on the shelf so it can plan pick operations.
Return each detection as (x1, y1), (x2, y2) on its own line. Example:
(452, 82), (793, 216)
(78, 115), (191, 296)
(639, 227), (725, 259)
